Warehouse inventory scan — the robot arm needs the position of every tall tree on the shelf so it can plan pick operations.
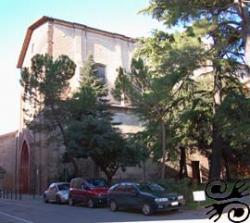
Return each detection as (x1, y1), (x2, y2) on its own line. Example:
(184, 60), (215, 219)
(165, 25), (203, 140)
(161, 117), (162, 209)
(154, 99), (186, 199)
(113, 55), (201, 179)
(65, 56), (146, 183)
(142, 0), (250, 180)
(20, 54), (80, 175)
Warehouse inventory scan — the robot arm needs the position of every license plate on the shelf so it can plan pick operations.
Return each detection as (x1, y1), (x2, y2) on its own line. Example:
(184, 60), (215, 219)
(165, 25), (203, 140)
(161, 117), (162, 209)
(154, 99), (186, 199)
(171, 201), (179, 206)
(158, 205), (164, 209)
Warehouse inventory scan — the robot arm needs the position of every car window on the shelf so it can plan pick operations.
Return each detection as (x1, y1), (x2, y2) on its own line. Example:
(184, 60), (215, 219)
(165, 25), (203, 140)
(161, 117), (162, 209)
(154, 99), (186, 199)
(81, 183), (89, 190)
(57, 184), (69, 191)
(125, 185), (137, 194)
(148, 183), (165, 192)
(137, 183), (165, 193)
(112, 185), (125, 192)
(86, 179), (108, 188)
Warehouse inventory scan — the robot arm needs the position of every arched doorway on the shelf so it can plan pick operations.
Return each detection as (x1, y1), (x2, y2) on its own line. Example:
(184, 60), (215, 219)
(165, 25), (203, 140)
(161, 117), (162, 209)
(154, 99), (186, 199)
(19, 141), (30, 193)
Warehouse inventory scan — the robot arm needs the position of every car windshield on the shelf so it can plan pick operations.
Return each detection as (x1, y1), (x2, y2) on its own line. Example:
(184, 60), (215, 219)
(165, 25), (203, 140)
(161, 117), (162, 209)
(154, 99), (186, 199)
(137, 183), (166, 193)
(57, 184), (69, 191)
(86, 179), (108, 188)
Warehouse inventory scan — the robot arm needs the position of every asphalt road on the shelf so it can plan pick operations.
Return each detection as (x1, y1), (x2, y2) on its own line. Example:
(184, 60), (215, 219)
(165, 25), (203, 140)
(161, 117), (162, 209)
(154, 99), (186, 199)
(0, 196), (249, 223)
(0, 197), (209, 223)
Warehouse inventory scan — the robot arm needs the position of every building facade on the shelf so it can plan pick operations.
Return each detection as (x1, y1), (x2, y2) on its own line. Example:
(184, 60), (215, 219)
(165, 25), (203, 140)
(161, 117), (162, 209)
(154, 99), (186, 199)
(15, 17), (157, 193)
(0, 17), (210, 194)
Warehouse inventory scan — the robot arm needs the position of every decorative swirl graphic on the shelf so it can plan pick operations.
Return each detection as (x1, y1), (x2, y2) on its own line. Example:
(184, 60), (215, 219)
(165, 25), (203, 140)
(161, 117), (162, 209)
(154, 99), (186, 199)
(205, 180), (250, 223)
(206, 180), (229, 200)
(227, 202), (250, 223)
(206, 180), (249, 201)
(206, 201), (250, 222)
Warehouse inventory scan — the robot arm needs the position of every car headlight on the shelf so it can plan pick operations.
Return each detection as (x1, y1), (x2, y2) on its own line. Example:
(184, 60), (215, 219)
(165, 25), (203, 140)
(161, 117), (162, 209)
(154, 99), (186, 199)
(178, 195), (184, 200)
(155, 198), (169, 203)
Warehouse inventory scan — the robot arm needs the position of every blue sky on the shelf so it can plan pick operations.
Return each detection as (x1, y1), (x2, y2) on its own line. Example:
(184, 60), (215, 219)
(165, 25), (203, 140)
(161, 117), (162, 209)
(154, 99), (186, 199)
(0, 0), (164, 134)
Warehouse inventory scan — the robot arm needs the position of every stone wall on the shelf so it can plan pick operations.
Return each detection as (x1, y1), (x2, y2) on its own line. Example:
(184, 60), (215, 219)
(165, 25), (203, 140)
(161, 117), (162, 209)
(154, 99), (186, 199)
(0, 131), (17, 190)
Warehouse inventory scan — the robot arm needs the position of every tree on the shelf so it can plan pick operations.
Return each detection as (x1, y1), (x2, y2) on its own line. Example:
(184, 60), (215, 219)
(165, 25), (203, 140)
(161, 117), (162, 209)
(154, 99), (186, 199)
(113, 55), (201, 179)
(141, 0), (250, 180)
(66, 116), (144, 184)
(65, 56), (146, 184)
(20, 54), (80, 175)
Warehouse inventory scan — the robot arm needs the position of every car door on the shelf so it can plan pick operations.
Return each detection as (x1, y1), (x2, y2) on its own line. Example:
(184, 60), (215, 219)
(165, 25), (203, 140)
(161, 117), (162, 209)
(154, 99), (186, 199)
(124, 185), (141, 209)
(79, 183), (89, 204)
(110, 184), (126, 207)
(47, 184), (57, 202)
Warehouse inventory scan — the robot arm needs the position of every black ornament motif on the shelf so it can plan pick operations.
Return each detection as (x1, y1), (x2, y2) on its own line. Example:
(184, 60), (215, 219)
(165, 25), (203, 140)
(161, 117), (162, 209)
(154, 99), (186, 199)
(205, 180), (249, 222)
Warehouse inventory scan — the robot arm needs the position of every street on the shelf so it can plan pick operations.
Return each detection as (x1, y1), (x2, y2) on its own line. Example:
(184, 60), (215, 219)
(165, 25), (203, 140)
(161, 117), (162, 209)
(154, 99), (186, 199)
(0, 196), (249, 223)
(0, 196), (208, 223)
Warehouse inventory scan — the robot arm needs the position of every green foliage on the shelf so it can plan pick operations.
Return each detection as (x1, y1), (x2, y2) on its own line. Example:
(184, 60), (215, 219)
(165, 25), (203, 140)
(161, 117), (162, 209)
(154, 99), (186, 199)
(64, 55), (146, 182)
(137, 0), (250, 180)
(21, 54), (147, 181)
(79, 55), (107, 97)
(20, 54), (76, 136)
(217, 91), (250, 163)
(66, 116), (145, 183)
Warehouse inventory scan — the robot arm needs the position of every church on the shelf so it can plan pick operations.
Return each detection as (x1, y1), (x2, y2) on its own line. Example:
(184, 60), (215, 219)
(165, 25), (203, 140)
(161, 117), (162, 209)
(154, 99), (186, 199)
(0, 17), (209, 194)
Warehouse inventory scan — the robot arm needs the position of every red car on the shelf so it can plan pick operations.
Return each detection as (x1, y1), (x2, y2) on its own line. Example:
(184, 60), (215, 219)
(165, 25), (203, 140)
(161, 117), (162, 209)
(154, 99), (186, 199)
(68, 178), (109, 208)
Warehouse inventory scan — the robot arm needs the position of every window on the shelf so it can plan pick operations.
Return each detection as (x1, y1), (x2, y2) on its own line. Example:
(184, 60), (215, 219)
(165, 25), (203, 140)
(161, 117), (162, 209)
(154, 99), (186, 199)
(95, 63), (106, 83)
(57, 183), (69, 191)
(125, 185), (138, 194)
(86, 178), (108, 188)
(113, 185), (125, 192)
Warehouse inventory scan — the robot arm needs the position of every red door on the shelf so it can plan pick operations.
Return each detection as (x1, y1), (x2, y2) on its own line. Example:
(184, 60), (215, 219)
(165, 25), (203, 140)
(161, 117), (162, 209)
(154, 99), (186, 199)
(19, 141), (30, 193)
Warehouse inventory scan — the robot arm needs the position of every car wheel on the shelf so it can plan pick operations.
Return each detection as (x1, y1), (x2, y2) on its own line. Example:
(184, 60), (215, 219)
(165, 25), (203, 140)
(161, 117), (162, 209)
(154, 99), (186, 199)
(87, 198), (95, 208)
(69, 197), (74, 206)
(56, 195), (62, 204)
(43, 195), (49, 203)
(142, 203), (152, 216)
(110, 200), (118, 211)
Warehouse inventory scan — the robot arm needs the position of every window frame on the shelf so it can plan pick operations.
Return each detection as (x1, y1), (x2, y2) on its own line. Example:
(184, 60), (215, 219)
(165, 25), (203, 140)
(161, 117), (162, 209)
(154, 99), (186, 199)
(94, 63), (106, 83)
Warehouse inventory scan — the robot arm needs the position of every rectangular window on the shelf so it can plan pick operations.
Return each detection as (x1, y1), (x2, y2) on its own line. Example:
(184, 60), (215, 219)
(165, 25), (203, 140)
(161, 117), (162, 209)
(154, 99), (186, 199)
(95, 63), (106, 83)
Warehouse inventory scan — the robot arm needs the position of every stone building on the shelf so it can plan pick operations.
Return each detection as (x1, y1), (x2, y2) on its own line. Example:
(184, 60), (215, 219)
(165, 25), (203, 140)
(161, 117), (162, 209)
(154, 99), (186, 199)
(15, 16), (160, 193)
(0, 131), (17, 190)
(0, 17), (209, 194)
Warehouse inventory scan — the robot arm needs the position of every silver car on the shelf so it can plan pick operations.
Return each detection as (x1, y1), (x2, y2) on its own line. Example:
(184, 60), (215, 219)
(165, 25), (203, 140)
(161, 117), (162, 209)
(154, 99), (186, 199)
(43, 182), (69, 204)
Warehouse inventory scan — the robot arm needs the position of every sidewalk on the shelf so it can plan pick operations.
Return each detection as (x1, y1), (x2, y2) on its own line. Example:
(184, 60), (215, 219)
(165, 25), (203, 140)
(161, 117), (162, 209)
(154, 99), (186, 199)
(0, 193), (42, 202)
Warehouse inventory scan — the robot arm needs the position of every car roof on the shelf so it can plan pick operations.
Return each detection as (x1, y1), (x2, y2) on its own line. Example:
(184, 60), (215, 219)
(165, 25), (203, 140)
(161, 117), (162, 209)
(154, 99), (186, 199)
(51, 182), (69, 185)
(116, 182), (137, 186)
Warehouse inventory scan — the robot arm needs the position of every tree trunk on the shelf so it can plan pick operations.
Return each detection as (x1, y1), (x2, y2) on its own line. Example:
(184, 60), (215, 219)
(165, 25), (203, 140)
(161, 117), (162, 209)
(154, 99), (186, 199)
(179, 145), (188, 179)
(70, 157), (79, 177)
(106, 174), (113, 186)
(222, 147), (232, 181)
(161, 122), (166, 180)
(224, 155), (231, 181)
(209, 72), (223, 180)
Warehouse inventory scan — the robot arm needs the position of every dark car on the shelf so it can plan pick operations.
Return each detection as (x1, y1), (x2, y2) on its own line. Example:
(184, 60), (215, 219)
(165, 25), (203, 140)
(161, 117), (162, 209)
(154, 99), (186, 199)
(43, 182), (70, 204)
(107, 182), (185, 215)
(69, 178), (109, 208)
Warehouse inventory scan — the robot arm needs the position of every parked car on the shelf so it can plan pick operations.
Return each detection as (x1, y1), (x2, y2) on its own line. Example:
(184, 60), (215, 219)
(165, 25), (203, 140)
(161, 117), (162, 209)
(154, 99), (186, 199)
(43, 182), (70, 204)
(69, 178), (109, 208)
(107, 182), (185, 215)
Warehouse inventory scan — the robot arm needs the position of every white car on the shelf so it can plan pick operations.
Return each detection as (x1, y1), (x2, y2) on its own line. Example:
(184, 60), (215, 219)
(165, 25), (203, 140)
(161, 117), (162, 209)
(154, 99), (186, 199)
(43, 182), (69, 204)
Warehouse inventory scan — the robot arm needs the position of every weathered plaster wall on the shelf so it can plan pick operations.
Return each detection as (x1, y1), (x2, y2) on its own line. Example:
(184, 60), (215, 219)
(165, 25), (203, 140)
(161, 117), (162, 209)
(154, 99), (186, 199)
(0, 131), (17, 189)
(51, 21), (142, 134)
(22, 23), (49, 68)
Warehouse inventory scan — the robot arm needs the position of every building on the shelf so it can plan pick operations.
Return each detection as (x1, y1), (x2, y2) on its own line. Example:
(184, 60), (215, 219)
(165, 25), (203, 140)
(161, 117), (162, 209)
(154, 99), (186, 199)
(0, 17), (210, 194)
(16, 16), (158, 193)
